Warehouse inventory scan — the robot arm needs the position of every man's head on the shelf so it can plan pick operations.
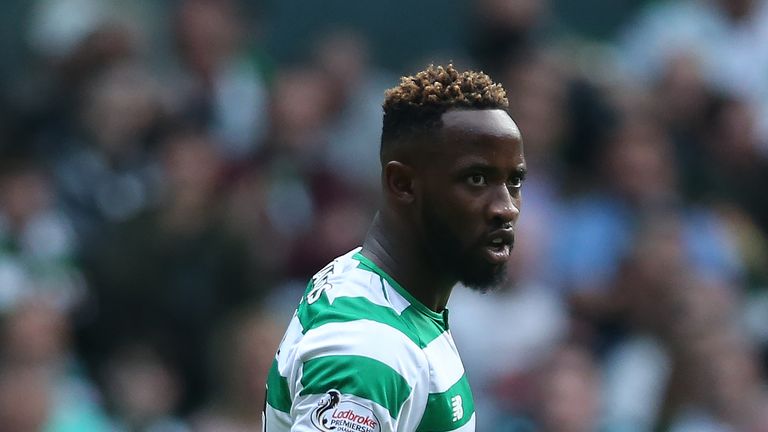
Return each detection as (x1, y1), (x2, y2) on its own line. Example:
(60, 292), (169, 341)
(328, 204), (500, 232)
(380, 65), (525, 291)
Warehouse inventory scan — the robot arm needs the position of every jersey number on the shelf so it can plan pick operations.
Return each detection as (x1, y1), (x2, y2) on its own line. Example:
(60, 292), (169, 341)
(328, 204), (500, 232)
(306, 262), (335, 304)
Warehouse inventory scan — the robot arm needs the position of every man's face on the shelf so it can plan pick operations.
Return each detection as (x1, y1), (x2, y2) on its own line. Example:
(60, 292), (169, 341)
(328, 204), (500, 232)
(415, 109), (525, 291)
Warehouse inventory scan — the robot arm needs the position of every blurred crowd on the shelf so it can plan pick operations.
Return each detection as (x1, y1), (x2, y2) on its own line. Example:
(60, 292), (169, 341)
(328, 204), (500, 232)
(0, 0), (767, 431)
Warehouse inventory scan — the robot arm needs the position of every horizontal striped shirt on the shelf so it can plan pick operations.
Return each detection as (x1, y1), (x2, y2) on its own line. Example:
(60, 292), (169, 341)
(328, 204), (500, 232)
(265, 248), (475, 432)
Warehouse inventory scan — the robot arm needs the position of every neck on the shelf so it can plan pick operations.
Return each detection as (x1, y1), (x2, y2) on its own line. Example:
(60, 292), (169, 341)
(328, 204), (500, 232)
(361, 211), (455, 312)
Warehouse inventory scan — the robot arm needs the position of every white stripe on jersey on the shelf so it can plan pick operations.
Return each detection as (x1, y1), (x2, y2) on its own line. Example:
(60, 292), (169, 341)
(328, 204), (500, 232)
(264, 404), (292, 431)
(276, 315), (304, 378)
(296, 319), (426, 388)
(381, 280), (412, 315)
(422, 331), (466, 393)
(324, 270), (393, 309)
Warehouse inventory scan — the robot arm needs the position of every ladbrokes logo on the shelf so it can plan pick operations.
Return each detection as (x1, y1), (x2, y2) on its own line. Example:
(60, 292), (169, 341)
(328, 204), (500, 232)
(328, 408), (379, 429)
(311, 390), (381, 432)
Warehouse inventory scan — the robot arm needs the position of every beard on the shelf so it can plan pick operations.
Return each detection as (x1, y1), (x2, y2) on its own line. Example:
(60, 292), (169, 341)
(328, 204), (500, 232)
(420, 204), (509, 292)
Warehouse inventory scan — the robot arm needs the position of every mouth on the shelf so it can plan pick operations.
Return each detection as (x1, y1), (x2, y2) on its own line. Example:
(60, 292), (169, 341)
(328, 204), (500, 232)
(482, 229), (514, 264)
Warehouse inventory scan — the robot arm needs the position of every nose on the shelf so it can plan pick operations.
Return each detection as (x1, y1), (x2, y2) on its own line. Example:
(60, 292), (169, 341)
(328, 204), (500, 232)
(488, 184), (520, 225)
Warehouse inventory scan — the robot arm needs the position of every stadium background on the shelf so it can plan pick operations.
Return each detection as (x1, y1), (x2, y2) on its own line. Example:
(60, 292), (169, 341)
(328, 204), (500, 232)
(1, 0), (768, 430)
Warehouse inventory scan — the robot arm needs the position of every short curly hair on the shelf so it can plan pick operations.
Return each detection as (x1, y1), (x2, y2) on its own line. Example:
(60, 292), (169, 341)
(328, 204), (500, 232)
(381, 64), (509, 162)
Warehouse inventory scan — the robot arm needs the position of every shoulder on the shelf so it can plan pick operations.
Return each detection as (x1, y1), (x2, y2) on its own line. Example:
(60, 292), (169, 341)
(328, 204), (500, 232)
(297, 250), (419, 344)
(303, 248), (387, 309)
(289, 249), (428, 377)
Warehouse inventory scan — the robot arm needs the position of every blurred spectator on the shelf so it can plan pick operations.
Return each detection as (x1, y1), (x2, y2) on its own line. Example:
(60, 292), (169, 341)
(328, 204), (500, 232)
(617, 0), (768, 151)
(0, 363), (52, 432)
(261, 66), (335, 160)
(599, 219), (696, 432)
(170, 0), (270, 160)
(0, 301), (112, 431)
(668, 331), (768, 432)
(221, 66), (331, 291)
(78, 129), (255, 414)
(651, 52), (717, 200)
(593, 215), (765, 432)
(490, 344), (603, 432)
(13, 19), (144, 161)
(450, 280), (567, 430)
(192, 308), (285, 432)
(52, 62), (166, 244)
(314, 30), (394, 192)
(551, 115), (743, 295)
(234, 65), (373, 285)
(470, 0), (553, 75)
(0, 155), (111, 431)
(104, 345), (189, 432)
(696, 98), (768, 236)
(0, 156), (83, 312)
(27, 0), (142, 63)
(223, 167), (290, 290)
(533, 344), (602, 432)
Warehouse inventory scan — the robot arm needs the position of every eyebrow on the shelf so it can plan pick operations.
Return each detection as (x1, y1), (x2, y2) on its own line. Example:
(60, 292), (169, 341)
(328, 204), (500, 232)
(455, 161), (528, 179)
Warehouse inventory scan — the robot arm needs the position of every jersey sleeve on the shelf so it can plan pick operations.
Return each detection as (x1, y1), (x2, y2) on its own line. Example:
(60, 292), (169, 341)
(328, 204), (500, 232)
(267, 310), (429, 432)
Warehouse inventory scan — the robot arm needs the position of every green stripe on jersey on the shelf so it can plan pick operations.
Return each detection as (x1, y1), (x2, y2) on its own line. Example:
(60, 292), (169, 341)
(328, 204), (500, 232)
(300, 355), (412, 419)
(297, 288), (444, 348)
(266, 358), (291, 413)
(416, 375), (475, 431)
(399, 307), (446, 346)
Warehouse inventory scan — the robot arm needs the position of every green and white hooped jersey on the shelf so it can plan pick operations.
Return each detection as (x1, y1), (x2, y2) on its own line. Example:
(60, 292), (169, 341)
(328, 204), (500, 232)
(264, 248), (475, 432)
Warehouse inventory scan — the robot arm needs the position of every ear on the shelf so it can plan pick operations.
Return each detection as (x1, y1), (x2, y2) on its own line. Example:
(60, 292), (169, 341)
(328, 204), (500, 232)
(383, 161), (416, 204)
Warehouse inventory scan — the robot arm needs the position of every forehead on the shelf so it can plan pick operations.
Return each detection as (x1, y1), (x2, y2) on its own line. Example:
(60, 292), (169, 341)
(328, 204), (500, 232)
(441, 109), (521, 139)
(426, 109), (524, 165)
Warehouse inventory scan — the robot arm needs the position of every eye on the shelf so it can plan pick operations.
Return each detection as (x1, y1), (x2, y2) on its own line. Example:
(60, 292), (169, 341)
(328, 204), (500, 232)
(466, 174), (487, 186)
(507, 176), (523, 189)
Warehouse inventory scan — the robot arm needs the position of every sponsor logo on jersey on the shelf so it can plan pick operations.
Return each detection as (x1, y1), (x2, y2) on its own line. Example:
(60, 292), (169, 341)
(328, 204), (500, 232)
(311, 390), (381, 432)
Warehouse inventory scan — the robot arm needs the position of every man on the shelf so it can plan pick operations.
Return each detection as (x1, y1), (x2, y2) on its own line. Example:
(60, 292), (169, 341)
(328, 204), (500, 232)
(264, 64), (526, 432)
